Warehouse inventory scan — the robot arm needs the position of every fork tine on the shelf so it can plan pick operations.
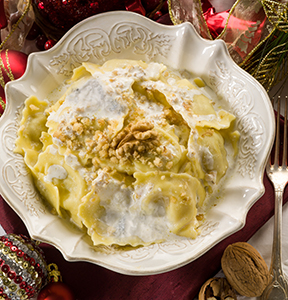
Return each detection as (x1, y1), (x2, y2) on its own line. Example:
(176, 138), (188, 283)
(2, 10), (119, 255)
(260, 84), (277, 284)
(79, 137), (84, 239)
(274, 96), (281, 167)
(282, 96), (288, 167)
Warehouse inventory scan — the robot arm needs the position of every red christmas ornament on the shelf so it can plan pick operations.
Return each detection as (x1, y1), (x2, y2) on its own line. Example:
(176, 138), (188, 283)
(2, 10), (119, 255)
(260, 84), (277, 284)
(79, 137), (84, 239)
(36, 34), (48, 50)
(0, 49), (28, 116)
(0, 0), (7, 29)
(44, 39), (56, 50)
(0, 234), (48, 299)
(37, 282), (75, 300)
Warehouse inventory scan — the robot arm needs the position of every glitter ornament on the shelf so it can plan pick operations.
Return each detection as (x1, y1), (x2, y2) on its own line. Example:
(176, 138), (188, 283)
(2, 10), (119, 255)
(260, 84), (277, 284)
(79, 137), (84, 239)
(0, 49), (28, 116)
(0, 234), (48, 300)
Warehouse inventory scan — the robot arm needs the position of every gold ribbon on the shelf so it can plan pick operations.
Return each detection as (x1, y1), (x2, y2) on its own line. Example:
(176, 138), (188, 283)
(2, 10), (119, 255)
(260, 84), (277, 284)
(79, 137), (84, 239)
(0, 49), (14, 116)
(0, 0), (31, 117)
(262, 0), (288, 33)
(0, 49), (14, 88)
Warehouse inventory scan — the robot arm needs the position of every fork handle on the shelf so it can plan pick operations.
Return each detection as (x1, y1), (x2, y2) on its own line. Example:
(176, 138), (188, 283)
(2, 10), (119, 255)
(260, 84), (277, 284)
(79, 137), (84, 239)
(265, 188), (288, 299)
(271, 188), (285, 277)
(261, 188), (288, 300)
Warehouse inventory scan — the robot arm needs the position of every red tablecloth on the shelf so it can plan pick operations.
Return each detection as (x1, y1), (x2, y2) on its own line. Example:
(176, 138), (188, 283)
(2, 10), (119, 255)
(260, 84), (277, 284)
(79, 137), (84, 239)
(1, 172), (286, 300)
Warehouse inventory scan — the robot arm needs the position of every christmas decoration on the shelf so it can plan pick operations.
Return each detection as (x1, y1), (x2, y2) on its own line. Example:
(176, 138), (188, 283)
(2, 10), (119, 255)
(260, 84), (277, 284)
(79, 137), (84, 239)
(0, 0), (7, 29)
(26, 22), (42, 40)
(142, 0), (161, 12)
(169, 0), (271, 62)
(0, 235), (75, 300)
(0, 49), (28, 116)
(146, 0), (167, 20)
(37, 282), (75, 300)
(169, 0), (288, 92)
(31, 0), (169, 42)
(37, 264), (75, 300)
(125, 0), (146, 16)
(0, 0), (34, 51)
(0, 234), (48, 300)
(32, 0), (127, 41)
(44, 39), (56, 50)
(240, 1), (288, 92)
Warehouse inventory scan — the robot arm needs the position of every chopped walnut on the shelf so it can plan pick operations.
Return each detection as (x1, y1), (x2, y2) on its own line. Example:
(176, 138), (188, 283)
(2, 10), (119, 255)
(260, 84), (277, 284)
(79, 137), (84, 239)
(81, 117), (91, 126)
(153, 157), (163, 168)
(53, 130), (66, 142)
(72, 122), (84, 135)
(52, 114), (172, 171)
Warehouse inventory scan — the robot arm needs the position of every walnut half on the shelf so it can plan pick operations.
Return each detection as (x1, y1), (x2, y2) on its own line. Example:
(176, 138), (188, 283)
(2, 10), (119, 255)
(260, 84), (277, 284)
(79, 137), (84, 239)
(198, 277), (237, 300)
(111, 120), (160, 160)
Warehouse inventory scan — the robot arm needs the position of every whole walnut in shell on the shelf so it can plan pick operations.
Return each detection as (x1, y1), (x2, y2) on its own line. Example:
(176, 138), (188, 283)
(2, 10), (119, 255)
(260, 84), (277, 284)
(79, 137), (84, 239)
(198, 277), (237, 300)
(221, 242), (270, 297)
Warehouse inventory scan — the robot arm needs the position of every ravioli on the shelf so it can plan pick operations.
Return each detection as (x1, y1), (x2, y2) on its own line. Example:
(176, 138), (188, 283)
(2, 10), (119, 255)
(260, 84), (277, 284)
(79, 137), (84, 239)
(15, 59), (239, 247)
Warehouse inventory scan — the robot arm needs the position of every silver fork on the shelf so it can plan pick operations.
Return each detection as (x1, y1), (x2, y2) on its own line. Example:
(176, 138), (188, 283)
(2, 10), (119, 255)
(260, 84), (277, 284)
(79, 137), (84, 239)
(261, 96), (288, 300)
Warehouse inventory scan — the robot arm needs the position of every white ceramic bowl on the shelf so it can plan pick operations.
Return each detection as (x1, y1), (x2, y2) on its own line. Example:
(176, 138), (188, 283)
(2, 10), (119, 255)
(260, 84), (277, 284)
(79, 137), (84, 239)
(0, 11), (275, 275)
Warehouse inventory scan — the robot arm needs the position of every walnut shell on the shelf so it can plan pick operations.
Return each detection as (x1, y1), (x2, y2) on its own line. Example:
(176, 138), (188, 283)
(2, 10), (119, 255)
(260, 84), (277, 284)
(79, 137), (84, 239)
(221, 242), (269, 297)
(198, 277), (237, 300)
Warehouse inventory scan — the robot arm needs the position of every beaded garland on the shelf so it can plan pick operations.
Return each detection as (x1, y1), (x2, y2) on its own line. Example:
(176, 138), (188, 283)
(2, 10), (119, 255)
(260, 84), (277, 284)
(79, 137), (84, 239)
(0, 234), (48, 300)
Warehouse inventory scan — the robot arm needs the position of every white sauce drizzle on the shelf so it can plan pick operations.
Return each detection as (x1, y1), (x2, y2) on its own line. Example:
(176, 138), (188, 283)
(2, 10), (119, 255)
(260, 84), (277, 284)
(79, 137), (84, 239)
(93, 170), (170, 243)
(47, 77), (129, 127)
(44, 165), (68, 182)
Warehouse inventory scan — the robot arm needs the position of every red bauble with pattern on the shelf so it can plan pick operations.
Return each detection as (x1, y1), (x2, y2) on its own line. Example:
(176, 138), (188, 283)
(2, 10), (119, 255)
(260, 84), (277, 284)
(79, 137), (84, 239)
(0, 234), (48, 299)
(0, 50), (28, 116)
